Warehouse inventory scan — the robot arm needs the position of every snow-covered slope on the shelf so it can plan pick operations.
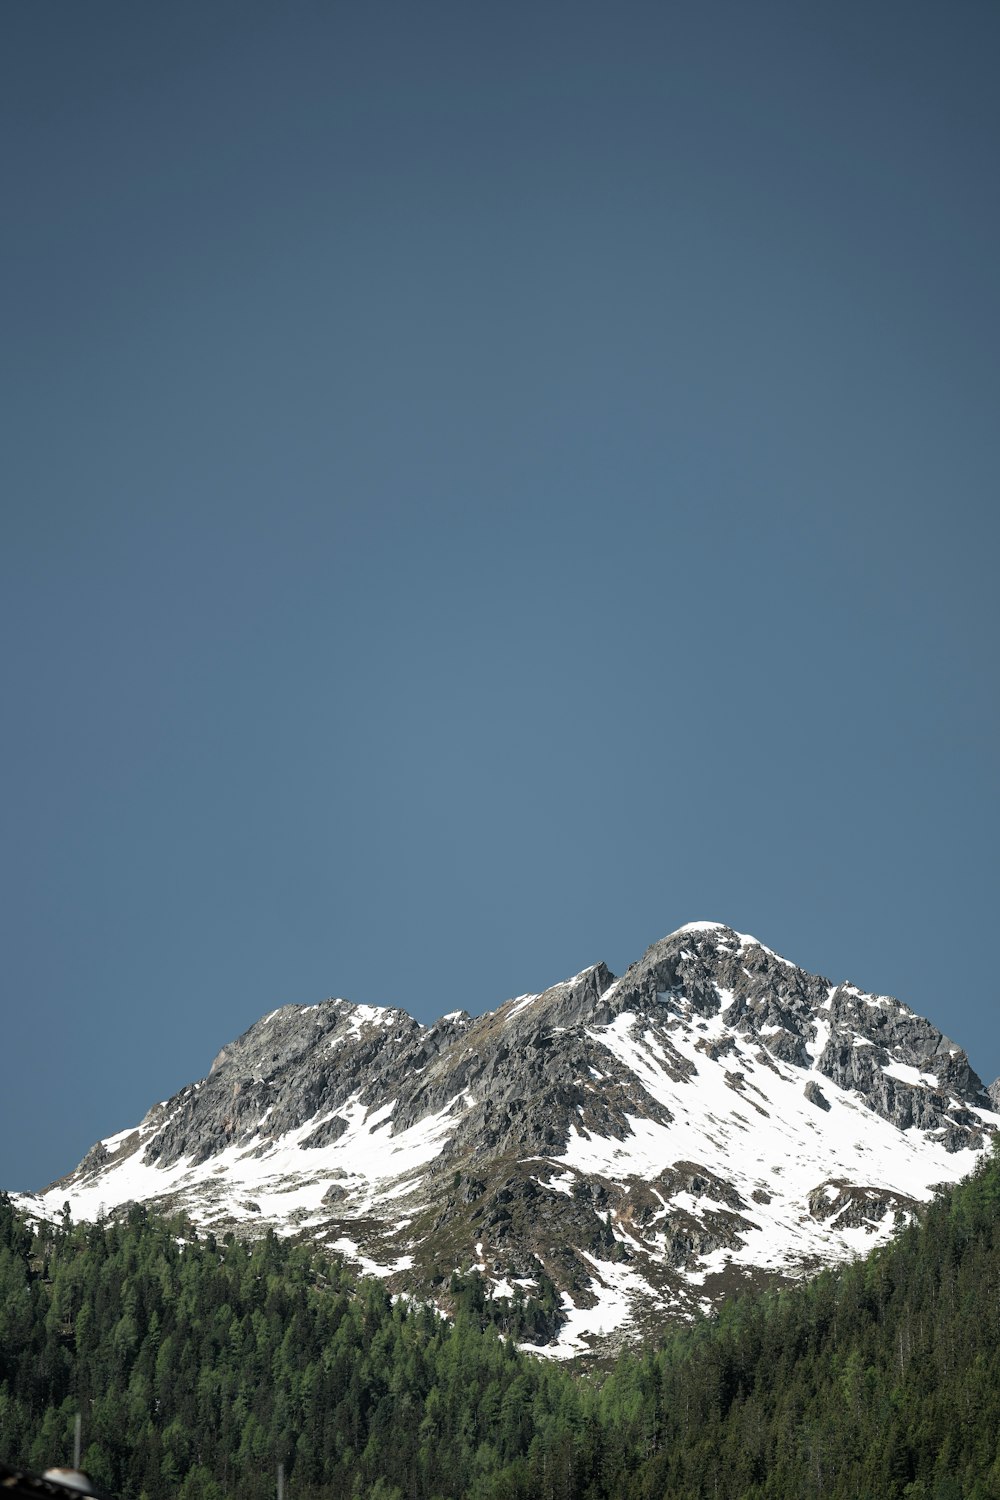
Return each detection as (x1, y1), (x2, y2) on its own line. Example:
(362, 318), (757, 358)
(16, 923), (999, 1357)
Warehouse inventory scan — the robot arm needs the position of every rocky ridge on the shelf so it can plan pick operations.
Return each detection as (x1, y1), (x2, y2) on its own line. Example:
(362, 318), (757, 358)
(18, 923), (1000, 1357)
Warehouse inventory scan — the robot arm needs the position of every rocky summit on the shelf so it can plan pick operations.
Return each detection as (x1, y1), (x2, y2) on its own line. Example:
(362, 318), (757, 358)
(17, 923), (1000, 1357)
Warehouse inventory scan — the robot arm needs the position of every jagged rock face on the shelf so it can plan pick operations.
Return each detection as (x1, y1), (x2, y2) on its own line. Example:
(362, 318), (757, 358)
(18, 923), (999, 1359)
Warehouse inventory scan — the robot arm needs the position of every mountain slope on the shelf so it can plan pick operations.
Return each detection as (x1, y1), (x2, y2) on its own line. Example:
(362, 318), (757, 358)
(16, 922), (998, 1354)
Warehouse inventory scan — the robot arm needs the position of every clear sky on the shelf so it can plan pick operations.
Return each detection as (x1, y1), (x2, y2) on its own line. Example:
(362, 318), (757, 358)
(2, 2), (997, 1191)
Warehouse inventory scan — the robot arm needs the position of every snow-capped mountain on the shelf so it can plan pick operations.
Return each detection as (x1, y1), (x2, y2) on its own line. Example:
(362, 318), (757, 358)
(17, 923), (999, 1357)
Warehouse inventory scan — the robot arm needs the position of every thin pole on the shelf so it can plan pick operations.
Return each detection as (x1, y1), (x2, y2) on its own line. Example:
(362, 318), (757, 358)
(73, 1413), (82, 1470)
(277, 1463), (284, 1500)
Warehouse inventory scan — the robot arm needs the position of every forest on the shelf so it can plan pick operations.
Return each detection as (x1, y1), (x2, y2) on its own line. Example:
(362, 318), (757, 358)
(2, 1146), (1000, 1500)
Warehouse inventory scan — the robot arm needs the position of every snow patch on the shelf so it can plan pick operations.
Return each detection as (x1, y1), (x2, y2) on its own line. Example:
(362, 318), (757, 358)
(883, 1062), (939, 1089)
(504, 993), (539, 1020)
(533, 1253), (659, 1359)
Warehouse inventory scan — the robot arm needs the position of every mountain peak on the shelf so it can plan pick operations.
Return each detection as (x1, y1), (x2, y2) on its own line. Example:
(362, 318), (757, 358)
(667, 920), (796, 965)
(15, 925), (999, 1359)
(671, 919), (733, 936)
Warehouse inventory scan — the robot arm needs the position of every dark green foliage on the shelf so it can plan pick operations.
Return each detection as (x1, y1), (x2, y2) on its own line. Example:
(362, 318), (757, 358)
(0, 1196), (585, 1500)
(446, 1265), (562, 1344)
(4, 1146), (1000, 1498)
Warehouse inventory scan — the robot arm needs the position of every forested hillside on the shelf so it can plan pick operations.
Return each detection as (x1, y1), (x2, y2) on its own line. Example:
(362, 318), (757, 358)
(3, 1149), (1000, 1500)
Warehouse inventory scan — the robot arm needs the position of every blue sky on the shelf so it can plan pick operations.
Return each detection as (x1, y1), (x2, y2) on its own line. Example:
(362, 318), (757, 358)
(2, 1), (997, 1191)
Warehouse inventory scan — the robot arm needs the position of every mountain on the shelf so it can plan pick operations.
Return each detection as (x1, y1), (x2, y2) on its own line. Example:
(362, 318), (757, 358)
(16, 922), (999, 1356)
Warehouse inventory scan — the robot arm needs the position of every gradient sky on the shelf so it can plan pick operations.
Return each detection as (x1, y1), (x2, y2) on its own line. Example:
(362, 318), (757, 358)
(2, 1), (998, 1191)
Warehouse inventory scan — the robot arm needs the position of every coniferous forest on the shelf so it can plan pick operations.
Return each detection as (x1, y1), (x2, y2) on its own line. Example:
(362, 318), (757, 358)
(3, 1148), (1000, 1500)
